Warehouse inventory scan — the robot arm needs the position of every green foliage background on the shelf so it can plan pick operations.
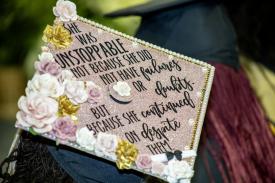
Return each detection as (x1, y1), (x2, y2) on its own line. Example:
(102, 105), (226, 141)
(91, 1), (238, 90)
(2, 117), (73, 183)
(0, 0), (147, 76)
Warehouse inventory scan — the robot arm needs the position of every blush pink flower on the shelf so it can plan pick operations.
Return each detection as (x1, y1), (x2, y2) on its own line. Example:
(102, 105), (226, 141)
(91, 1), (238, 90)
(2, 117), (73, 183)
(86, 82), (102, 105)
(35, 52), (61, 76)
(35, 59), (61, 76)
(135, 154), (152, 170)
(53, 116), (77, 142)
(16, 93), (58, 133)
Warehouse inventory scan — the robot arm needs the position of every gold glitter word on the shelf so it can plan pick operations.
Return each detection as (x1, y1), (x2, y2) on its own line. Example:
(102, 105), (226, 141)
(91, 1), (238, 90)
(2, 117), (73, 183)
(115, 140), (138, 169)
(42, 23), (72, 49)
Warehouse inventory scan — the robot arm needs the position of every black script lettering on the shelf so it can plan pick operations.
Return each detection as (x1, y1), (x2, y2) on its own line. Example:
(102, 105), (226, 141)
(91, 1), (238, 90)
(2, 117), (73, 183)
(140, 118), (180, 142)
(155, 75), (194, 98)
(140, 59), (181, 81)
(141, 92), (195, 118)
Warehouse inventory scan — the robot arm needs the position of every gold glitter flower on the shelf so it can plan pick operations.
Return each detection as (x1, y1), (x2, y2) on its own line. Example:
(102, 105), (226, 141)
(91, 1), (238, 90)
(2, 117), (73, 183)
(115, 140), (138, 169)
(58, 95), (80, 118)
(42, 23), (72, 49)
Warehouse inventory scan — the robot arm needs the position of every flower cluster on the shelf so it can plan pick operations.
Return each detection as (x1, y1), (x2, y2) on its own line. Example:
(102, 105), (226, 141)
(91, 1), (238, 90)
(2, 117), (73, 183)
(16, 46), (102, 144)
(75, 129), (139, 169)
(164, 160), (194, 183)
(43, 0), (77, 49)
(74, 127), (193, 183)
(73, 126), (194, 182)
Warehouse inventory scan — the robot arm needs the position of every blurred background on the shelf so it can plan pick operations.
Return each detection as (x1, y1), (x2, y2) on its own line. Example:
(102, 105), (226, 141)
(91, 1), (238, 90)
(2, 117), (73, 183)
(0, 0), (274, 171)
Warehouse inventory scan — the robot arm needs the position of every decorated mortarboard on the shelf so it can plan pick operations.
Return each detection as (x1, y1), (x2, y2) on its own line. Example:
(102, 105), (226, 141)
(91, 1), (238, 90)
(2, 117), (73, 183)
(15, 0), (214, 182)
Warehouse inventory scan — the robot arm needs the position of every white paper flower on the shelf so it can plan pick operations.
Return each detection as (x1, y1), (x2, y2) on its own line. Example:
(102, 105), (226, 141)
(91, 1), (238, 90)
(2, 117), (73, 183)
(38, 52), (55, 62)
(112, 81), (131, 97)
(41, 46), (50, 52)
(63, 80), (88, 104)
(151, 161), (165, 176)
(94, 132), (118, 160)
(76, 127), (96, 151)
(26, 73), (64, 98)
(53, 0), (77, 22)
(16, 93), (58, 133)
(58, 70), (76, 83)
(164, 160), (193, 183)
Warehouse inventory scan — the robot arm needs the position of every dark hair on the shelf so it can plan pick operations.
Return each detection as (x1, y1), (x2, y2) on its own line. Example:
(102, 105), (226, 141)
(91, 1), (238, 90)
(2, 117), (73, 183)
(224, 1), (275, 71)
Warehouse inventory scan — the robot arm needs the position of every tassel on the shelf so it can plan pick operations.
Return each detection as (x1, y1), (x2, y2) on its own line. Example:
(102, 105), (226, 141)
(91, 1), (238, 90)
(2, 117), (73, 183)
(204, 64), (275, 182)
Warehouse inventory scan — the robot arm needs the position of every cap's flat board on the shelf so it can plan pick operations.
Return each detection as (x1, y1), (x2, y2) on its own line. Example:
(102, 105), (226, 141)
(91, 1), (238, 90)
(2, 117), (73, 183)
(50, 19), (212, 155)
(15, 14), (214, 182)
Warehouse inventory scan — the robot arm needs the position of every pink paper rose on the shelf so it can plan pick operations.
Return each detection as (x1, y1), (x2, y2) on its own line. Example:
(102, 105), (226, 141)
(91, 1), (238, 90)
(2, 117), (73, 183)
(135, 154), (152, 170)
(113, 81), (131, 97)
(35, 51), (61, 76)
(86, 82), (102, 105)
(35, 59), (61, 76)
(16, 93), (58, 133)
(53, 116), (77, 142)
